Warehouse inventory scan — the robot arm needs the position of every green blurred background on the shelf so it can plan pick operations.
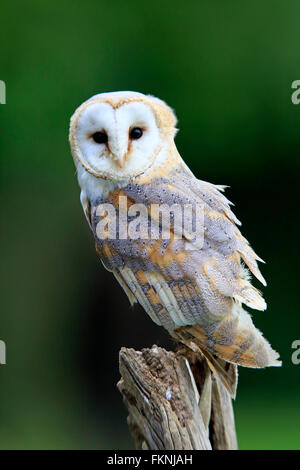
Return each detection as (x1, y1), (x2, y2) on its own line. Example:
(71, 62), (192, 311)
(0, 0), (299, 449)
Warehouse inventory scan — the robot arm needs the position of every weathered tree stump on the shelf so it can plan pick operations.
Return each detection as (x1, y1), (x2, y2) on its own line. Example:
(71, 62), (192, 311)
(118, 345), (238, 450)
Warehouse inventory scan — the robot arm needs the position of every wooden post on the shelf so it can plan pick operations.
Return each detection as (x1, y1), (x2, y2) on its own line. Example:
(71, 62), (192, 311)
(118, 345), (238, 450)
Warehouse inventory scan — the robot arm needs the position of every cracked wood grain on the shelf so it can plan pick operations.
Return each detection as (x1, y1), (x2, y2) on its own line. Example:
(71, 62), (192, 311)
(118, 345), (238, 450)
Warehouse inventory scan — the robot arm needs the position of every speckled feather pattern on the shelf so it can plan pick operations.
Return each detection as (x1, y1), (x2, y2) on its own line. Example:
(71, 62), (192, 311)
(90, 160), (280, 377)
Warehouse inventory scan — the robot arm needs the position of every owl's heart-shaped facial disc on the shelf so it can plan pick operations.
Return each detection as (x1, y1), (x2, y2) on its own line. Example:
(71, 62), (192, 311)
(69, 92), (176, 180)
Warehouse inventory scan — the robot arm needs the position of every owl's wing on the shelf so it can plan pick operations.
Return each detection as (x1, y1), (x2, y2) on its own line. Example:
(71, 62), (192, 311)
(111, 166), (267, 314)
(161, 171), (267, 310)
(90, 166), (280, 396)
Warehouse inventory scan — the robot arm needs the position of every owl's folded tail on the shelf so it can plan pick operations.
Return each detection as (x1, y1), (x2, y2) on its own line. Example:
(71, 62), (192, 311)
(174, 305), (281, 398)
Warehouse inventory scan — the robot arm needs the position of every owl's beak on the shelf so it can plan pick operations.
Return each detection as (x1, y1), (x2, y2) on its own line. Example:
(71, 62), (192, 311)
(115, 153), (126, 168)
(108, 151), (126, 168)
(109, 138), (128, 168)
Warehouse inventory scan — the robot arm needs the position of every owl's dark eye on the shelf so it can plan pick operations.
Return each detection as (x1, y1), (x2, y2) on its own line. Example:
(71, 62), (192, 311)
(129, 127), (143, 140)
(92, 131), (108, 144)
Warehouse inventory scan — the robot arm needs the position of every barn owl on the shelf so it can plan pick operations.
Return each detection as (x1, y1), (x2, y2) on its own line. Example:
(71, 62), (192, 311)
(69, 91), (281, 397)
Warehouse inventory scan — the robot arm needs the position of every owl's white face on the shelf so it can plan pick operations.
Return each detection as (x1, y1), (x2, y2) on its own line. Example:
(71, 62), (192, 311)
(70, 98), (163, 180)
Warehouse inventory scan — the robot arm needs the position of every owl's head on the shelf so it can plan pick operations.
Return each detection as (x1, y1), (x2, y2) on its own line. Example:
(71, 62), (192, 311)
(69, 91), (177, 180)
